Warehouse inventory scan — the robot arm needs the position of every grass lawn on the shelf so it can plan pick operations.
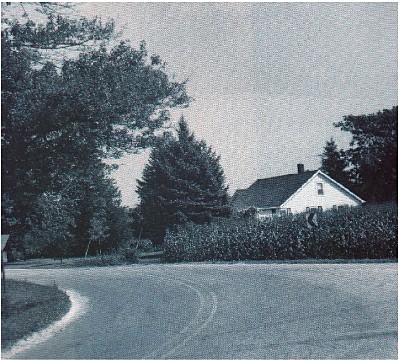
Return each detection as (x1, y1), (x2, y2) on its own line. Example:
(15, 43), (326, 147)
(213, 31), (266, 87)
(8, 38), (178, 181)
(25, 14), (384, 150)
(5, 251), (159, 269)
(1, 279), (71, 351)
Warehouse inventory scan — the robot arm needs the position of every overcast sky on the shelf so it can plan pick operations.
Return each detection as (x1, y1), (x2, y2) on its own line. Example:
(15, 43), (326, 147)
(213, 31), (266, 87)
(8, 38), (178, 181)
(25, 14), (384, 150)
(79, 2), (398, 207)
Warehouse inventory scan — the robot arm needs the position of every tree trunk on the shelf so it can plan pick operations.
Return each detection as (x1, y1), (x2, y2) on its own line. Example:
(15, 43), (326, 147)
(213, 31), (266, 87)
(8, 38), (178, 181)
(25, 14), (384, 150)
(84, 239), (92, 259)
(98, 239), (104, 262)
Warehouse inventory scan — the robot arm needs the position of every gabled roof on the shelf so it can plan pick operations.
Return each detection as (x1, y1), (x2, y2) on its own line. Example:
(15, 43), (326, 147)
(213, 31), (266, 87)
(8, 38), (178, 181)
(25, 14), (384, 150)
(231, 170), (317, 209)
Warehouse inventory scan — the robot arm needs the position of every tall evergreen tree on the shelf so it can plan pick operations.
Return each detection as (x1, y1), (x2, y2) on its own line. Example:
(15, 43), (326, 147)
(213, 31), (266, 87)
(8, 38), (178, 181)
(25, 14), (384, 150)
(320, 138), (349, 187)
(137, 118), (230, 243)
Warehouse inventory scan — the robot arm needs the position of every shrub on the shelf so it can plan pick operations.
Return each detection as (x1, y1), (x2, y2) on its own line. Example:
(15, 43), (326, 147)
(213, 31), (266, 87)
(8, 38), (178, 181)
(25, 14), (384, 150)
(72, 248), (138, 267)
(126, 238), (154, 252)
(164, 202), (397, 262)
(123, 247), (138, 262)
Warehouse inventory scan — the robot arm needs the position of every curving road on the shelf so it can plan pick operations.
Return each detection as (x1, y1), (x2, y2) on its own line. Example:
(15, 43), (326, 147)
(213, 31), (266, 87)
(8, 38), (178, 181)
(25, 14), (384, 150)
(3, 262), (398, 359)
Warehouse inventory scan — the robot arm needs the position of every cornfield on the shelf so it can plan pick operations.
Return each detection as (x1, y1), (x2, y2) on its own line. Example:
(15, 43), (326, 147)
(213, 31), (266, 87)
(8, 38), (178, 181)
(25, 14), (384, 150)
(164, 202), (398, 262)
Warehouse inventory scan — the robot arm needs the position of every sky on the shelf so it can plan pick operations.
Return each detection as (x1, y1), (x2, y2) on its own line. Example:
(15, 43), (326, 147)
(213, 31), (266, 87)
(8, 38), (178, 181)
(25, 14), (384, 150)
(78, 2), (398, 207)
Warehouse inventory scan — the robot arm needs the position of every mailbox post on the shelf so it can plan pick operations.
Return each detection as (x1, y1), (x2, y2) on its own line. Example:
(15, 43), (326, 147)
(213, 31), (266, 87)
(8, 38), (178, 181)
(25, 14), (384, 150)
(1, 234), (9, 293)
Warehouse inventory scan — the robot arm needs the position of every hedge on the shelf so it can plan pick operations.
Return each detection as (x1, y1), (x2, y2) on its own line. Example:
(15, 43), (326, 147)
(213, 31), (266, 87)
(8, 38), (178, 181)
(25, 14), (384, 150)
(164, 202), (398, 262)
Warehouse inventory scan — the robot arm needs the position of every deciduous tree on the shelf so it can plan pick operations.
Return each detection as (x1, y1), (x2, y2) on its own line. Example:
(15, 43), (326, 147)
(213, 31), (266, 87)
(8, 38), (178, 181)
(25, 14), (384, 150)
(23, 192), (75, 261)
(329, 106), (398, 202)
(2, 5), (190, 256)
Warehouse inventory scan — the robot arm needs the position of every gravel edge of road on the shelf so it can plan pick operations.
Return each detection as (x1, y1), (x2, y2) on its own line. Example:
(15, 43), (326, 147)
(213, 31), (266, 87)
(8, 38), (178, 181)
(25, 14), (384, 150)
(2, 285), (88, 359)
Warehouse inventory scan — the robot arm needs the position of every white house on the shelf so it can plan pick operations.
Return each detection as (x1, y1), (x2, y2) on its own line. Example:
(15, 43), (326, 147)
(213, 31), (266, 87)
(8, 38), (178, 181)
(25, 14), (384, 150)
(231, 164), (365, 219)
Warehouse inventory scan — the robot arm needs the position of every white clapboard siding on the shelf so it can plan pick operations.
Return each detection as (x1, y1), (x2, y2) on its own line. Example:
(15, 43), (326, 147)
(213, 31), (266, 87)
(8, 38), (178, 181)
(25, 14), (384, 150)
(281, 171), (363, 214)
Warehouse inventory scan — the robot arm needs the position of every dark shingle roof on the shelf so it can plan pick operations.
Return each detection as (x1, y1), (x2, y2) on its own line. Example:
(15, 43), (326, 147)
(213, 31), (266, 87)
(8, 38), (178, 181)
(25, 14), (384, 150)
(231, 170), (317, 209)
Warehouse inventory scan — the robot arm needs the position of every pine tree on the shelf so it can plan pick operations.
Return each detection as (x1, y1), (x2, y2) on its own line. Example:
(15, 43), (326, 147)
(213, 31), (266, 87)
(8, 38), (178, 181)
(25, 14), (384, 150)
(137, 117), (230, 243)
(321, 138), (349, 186)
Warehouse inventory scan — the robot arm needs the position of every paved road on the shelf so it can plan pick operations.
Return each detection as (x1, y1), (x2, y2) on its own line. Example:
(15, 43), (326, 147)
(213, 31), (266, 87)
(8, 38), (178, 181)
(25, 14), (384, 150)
(4, 263), (398, 359)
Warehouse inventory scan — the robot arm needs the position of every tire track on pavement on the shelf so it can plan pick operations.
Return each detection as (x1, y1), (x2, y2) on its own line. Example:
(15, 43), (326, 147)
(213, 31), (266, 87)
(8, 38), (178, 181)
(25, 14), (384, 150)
(158, 291), (218, 359)
(130, 270), (218, 359)
(6, 267), (218, 359)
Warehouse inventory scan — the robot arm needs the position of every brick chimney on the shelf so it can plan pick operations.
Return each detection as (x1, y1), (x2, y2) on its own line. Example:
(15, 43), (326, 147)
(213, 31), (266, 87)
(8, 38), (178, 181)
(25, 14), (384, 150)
(297, 163), (305, 174)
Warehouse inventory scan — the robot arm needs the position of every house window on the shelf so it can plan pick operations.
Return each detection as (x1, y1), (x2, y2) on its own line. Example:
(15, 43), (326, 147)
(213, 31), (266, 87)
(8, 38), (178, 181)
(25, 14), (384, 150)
(318, 206), (323, 213)
(257, 209), (272, 219)
(317, 183), (324, 195)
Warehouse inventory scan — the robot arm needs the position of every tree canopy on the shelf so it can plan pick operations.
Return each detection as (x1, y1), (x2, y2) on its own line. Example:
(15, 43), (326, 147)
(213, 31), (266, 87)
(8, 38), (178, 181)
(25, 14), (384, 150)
(321, 106), (397, 202)
(1, 4), (190, 257)
(137, 118), (230, 243)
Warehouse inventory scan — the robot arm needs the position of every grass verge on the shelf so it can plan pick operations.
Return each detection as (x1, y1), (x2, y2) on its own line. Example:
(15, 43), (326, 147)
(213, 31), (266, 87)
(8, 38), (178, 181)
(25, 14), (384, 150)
(6, 250), (150, 269)
(1, 279), (71, 351)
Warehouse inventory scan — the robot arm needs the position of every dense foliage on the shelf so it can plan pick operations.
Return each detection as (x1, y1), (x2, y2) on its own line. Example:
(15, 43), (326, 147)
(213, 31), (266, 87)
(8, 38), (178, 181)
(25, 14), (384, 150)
(321, 138), (350, 188)
(137, 118), (230, 243)
(164, 203), (397, 262)
(1, 4), (189, 258)
(322, 106), (397, 202)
